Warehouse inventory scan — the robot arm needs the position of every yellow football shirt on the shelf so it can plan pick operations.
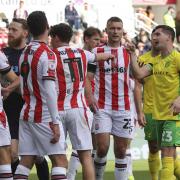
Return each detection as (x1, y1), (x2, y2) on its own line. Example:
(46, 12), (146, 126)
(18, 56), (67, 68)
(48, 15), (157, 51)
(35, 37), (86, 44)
(152, 50), (180, 120)
(138, 51), (159, 114)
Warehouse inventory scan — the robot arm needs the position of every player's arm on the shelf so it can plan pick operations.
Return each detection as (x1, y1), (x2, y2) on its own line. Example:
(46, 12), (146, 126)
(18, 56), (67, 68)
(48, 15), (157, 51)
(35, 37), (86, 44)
(169, 55), (180, 114)
(85, 62), (98, 113)
(124, 42), (152, 79)
(0, 51), (20, 98)
(42, 52), (60, 144)
(43, 79), (60, 144)
(85, 50), (114, 63)
(3, 71), (20, 93)
(134, 79), (146, 127)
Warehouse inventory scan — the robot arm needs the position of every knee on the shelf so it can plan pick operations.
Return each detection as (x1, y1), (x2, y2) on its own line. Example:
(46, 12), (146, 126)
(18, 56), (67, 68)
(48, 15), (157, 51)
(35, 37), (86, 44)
(50, 155), (68, 168)
(96, 144), (109, 157)
(149, 144), (159, 154)
(115, 146), (127, 158)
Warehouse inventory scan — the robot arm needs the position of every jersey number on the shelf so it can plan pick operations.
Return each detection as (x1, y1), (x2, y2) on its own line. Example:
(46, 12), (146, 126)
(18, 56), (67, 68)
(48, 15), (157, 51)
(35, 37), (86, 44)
(64, 57), (83, 82)
(162, 130), (172, 142)
(123, 119), (133, 133)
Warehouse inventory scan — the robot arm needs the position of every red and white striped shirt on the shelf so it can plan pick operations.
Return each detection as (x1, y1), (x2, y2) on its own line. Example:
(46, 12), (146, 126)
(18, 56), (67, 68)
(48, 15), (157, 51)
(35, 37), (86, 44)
(89, 45), (131, 111)
(0, 51), (11, 126)
(19, 41), (57, 123)
(53, 46), (96, 110)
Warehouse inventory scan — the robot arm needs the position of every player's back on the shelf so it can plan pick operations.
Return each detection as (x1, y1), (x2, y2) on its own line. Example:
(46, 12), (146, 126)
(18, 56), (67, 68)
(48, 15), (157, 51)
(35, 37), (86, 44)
(19, 41), (57, 123)
(53, 46), (94, 110)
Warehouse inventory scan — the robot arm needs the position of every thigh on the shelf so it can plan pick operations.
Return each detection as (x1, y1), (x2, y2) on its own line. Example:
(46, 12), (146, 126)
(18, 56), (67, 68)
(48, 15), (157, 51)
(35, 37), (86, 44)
(161, 120), (180, 147)
(66, 108), (92, 151)
(19, 120), (38, 156)
(0, 115), (11, 147)
(144, 113), (158, 141)
(94, 109), (112, 134)
(30, 121), (66, 156)
(0, 146), (11, 164)
(112, 110), (134, 139)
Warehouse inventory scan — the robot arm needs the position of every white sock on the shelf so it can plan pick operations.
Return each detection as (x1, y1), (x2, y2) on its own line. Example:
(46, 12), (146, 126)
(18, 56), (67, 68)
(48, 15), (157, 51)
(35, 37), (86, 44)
(0, 164), (13, 180)
(14, 164), (30, 180)
(115, 158), (128, 180)
(67, 151), (80, 180)
(126, 149), (133, 177)
(51, 167), (67, 180)
(94, 155), (107, 180)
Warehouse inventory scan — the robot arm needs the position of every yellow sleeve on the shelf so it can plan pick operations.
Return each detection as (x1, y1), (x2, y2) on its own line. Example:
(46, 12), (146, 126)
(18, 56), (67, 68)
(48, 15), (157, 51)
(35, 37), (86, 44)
(175, 52), (180, 72)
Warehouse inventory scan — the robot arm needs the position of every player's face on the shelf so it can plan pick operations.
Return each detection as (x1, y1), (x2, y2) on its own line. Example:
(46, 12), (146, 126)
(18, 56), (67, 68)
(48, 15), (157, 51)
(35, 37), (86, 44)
(85, 34), (101, 51)
(106, 21), (123, 44)
(8, 21), (26, 48)
(151, 28), (169, 50)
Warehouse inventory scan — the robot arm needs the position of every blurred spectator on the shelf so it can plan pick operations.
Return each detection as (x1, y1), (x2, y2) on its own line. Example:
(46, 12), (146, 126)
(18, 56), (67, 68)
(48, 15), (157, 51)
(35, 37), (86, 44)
(132, 29), (150, 45)
(163, 6), (175, 28)
(0, 11), (9, 27)
(175, 11), (180, 43)
(100, 29), (108, 44)
(0, 26), (8, 49)
(144, 6), (155, 28)
(13, 0), (28, 19)
(70, 29), (83, 48)
(81, 2), (89, 29)
(65, 0), (81, 30)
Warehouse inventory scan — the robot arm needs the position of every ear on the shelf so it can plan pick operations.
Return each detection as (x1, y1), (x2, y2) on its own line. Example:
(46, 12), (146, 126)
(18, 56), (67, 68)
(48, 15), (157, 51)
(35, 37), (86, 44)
(23, 30), (29, 38)
(105, 28), (107, 34)
(84, 36), (89, 43)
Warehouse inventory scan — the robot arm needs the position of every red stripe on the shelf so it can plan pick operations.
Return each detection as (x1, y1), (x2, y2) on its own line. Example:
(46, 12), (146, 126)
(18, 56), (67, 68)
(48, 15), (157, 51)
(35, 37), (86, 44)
(81, 94), (89, 129)
(111, 49), (119, 110)
(77, 48), (87, 87)
(54, 48), (66, 111)
(97, 48), (105, 109)
(31, 44), (45, 122)
(23, 46), (32, 121)
(66, 48), (79, 108)
(123, 48), (130, 110)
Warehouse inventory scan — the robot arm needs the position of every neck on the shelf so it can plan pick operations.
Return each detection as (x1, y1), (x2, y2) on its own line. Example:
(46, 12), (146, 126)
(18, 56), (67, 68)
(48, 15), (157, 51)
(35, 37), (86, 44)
(57, 41), (69, 48)
(151, 49), (160, 57)
(13, 40), (26, 50)
(33, 33), (48, 43)
(107, 41), (121, 48)
(161, 44), (174, 58)
(83, 44), (91, 51)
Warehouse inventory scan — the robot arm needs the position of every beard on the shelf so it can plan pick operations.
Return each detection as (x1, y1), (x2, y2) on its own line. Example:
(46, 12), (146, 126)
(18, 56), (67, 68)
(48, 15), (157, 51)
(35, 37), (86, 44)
(8, 35), (23, 48)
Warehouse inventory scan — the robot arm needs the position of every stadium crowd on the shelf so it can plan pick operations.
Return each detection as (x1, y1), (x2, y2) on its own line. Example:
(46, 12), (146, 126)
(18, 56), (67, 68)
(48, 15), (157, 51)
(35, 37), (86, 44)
(0, 1), (180, 180)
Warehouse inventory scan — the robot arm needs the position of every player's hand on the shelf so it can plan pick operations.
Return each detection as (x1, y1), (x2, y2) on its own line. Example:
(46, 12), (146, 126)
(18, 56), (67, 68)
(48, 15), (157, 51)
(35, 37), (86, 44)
(86, 94), (99, 113)
(137, 112), (146, 127)
(50, 123), (60, 144)
(1, 87), (11, 100)
(124, 42), (136, 53)
(96, 53), (115, 64)
(170, 96), (180, 115)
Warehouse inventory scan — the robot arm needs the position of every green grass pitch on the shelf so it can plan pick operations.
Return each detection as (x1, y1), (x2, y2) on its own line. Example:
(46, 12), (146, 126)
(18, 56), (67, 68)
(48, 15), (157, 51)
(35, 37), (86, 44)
(29, 160), (151, 180)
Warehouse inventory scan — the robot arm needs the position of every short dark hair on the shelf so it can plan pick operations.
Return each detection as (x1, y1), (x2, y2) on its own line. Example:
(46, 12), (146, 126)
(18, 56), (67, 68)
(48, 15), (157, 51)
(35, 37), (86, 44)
(152, 25), (175, 41)
(106, 16), (123, 26)
(27, 11), (48, 37)
(12, 18), (28, 30)
(49, 23), (73, 43)
(83, 26), (101, 42)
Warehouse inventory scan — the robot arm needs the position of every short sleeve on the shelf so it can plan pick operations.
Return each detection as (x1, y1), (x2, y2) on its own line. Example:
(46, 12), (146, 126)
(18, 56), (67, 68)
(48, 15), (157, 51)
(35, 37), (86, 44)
(41, 51), (57, 81)
(0, 51), (11, 74)
(84, 50), (96, 63)
(175, 52), (180, 72)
